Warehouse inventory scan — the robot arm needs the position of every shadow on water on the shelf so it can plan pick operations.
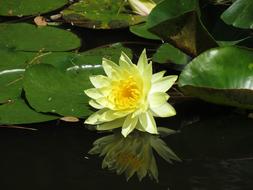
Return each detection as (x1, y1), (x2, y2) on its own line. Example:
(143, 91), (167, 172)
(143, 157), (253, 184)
(0, 99), (253, 190)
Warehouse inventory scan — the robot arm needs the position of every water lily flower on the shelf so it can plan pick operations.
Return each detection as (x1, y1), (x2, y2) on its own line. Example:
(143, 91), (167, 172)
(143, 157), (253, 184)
(128, 0), (156, 16)
(89, 129), (181, 182)
(84, 49), (178, 137)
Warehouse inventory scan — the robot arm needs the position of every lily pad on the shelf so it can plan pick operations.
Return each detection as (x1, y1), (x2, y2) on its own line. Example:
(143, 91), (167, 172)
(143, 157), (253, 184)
(0, 0), (69, 16)
(0, 23), (81, 51)
(23, 64), (96, 118)
(62, 0), (144, 29)
(178, 46), (253, 109)
(152, 43), (189, 65)
(143, 0), (217, 56)
(0, 99), (58, 125)
(221, 0), (253, 29)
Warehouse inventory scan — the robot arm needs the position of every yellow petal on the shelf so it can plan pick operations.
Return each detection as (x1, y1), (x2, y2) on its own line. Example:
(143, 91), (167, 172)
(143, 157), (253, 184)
(84, 108), (109, 124)
(151, 71), (166, 83)
(121, 114), (138, 137)
(137, 49), (148, 75)
(97, 118), (125, 131)
(151, 75), (178, 93)
(150, 102), (176, 117)
(84, 88), (103, 99)
(102, 58), (119, 78)
(148, 92), (169, 108)
(139, 111), (158, 134)
(89, 100), (104, 109)
(90, 75), (110, 88)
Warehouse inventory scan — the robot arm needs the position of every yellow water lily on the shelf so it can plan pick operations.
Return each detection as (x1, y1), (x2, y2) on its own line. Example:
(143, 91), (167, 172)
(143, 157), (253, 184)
(128, 0), (156, 16)
(84, 49), (177, 137)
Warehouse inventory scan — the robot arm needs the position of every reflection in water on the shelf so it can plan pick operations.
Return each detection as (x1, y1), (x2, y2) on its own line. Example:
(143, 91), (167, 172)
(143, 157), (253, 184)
(89, 128), (181, 182)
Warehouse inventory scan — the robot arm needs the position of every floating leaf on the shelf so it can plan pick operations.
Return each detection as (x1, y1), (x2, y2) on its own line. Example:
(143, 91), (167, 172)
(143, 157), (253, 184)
(221, 0), (253, 29)
(23, 64), (95, 118)
(0, 23), (81, 51)
(178, 46), (253, 109)
(0, 99), (58, 125)
(130, 23), (160, 40)
(0, 0), (69, 16)
(62, 0), (144, 29)
(144, 0), (217, 56)
(153, 43), (189, 65)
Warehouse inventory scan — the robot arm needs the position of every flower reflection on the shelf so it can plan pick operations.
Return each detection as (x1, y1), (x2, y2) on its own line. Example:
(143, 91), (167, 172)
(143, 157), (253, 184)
(89, 128), (180, 182)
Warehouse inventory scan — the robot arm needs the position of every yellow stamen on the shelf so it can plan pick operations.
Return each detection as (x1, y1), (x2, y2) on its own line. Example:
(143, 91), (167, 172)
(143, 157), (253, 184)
(109, 76), (141, 109)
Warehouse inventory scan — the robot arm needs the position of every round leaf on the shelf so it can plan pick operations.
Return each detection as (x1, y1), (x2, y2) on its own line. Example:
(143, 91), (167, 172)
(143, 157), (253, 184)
(62, 0), (144, 29)
(178, 46), (253, 109)
(0, 0), (69, 16)
(0, 23), (81, 51)
(221, 0), (253, 29)
(0, 99), (58, 125)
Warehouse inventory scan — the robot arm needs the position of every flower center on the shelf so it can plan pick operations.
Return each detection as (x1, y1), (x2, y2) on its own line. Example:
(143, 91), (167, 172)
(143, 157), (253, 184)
(109, 76), (141, 109)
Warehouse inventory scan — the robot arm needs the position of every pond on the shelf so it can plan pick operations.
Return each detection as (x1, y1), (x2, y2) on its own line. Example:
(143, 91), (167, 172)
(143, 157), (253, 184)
(0, 0), (253, 190)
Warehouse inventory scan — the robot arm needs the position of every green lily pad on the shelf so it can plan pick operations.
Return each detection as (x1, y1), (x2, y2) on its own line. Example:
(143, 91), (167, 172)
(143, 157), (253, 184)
(130, 23), (160, 40)
(23, 64), (95, 118)
(0, 99), (57, 125)
(152, 43), (189, 65)
(143, 0), (217, 56)
(0, 23), (81, 51)
(62, 0), (144, 29)
(0, 69), (24, 104)
(0, 0), (69, 16)
(221, 0), (253, 29)
(178, 46), (253, 109)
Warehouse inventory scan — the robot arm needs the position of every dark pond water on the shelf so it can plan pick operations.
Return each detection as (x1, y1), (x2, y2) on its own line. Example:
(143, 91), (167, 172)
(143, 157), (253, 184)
(1, 99), (253, 190)
(1, 17), (253, 190)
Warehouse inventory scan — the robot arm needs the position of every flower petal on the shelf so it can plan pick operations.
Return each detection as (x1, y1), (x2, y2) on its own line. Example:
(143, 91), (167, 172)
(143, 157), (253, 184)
(150, 102), (176, 117)
(119, 51), (133, 67)
(149, 92), (169, 108)
(121, 114), (138, 137)
(85, 109), (130, 124)
(89, 100), (104, 109)
(151, 75), (178, 93)
(97, 118), (125, 131)
(102, 58), (119, 78)
(151, 71), (166, 83)
(90, 75), (110, 88)
(139, 111), (158, 134)
(137, 49), (148, 75)
(84, 88), (103, 99)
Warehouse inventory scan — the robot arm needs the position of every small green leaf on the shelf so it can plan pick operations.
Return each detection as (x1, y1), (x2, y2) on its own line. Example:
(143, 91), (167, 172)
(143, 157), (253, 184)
(62, 0), (144, 29)
(0, 23), (81, 51)
(0, 99), (58, 125)
(153, 43), (189, 65)
(0, 0), (69, 16)
(221, 0), (253, 29)
(178, 46), (253, 109)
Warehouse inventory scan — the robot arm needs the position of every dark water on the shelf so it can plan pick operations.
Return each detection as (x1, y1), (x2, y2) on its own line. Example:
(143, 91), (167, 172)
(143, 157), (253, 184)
(1, 100), (253, 190)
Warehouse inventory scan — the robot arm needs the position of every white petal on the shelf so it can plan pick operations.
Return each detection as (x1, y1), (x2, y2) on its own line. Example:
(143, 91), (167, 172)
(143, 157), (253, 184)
(121, 114), (138, 137)
(119, 52), (133, 67)
(89, 100), (104, 109)
(90, 75), (110, 88)
(85, 109), (130, 124)
(137, 49), (148, 74)
(151, 75), (178, 93)
(97, 118), (125, 131)
(139, 111), (158, 134)
(151, 71), (166, 83)
(102, 58), (119, 78)
(149, 92), (169, 108)
(150, 102), (176, 117)
(84, 88), (103, 99)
